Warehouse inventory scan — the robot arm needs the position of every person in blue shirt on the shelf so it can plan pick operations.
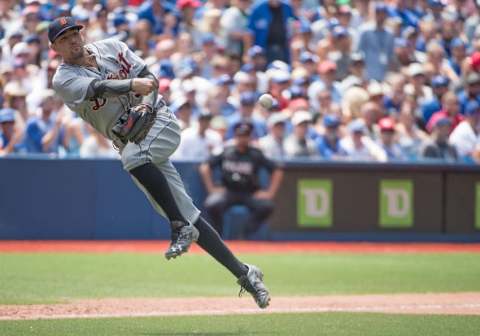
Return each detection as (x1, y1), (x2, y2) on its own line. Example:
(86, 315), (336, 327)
(247, 0), (296, 64)
(388, 0), (420, 29)
(315, 115), (347, 160)
(137, 0), (178, 35)
(0, 108), (25, 155)
(457, 72), (480, 114)
(24, 90), (63, 154)
(421, 75), (449, 124)
(449, 38), (467, 77)
(356, 3), (395, 81)
(226, 92), (268, 140)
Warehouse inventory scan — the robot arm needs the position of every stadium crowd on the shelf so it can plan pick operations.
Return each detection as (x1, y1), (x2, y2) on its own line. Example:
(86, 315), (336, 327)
(1, 0), (480, 163)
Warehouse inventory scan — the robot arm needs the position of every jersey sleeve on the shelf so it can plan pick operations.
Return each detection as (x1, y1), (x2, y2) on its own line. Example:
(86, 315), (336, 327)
(53, 73), (95, 109)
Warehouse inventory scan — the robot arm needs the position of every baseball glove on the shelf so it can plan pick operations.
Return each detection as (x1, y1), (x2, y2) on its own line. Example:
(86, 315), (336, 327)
(112, 103), (156, 144)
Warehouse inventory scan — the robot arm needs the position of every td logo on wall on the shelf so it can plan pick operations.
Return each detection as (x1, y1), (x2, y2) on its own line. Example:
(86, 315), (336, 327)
(379, 180), (413, 228)
(297, 179), (332, 228)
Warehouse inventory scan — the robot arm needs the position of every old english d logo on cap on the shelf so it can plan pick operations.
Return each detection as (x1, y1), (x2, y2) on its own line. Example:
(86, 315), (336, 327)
(60, 17), (68, 26)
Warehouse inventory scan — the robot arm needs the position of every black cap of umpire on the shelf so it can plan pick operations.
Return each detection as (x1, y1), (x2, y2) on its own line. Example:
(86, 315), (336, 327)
(48, 17), (83, 44)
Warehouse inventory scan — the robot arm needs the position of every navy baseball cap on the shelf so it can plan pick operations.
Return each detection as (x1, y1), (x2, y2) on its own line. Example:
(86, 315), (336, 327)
(213, 74), (233, 86)
(48, 16), (83, 43)
(431, 75), (449, 88)
(465, 100), (480, 116)
(299, 51), (317, 64)
(248, 45), (265, 58)
(375, 3), (389, 12)
(451, 37), (466, 49)
(324, 115), (340, 128)
(0, 108), (16, 123)
(394, 38), (408, 48)
(427, 0), (446, 7)
(240, 91), (257, 106)
(240, 63), (254, 72)
(332, 26), (349, 39)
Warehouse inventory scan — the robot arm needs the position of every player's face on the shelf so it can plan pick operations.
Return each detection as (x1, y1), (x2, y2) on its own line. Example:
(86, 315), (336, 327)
(52, 29), (84, 61)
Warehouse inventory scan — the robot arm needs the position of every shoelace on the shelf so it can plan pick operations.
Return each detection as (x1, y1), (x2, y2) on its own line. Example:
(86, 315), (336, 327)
(237, 276), (255, 298)
(176, 229), (191, 244)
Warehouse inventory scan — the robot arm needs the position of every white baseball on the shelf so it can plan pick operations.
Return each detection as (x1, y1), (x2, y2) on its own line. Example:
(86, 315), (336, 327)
(258, 93), (274, 109)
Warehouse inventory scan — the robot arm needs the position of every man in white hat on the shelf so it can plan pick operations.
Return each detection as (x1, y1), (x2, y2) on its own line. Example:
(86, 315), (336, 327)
(284, 111), (318, 158)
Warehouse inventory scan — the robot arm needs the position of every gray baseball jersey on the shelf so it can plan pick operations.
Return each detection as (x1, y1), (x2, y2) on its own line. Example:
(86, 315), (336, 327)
(52, 38), (145, 140)
(53, 38), (201, 225)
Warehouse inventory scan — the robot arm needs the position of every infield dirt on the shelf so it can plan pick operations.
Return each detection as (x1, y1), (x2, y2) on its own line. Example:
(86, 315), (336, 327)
(1, 293), (480, 320)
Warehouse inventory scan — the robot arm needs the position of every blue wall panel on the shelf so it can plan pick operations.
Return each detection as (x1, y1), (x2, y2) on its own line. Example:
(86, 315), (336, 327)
(0, 158), (206, 240)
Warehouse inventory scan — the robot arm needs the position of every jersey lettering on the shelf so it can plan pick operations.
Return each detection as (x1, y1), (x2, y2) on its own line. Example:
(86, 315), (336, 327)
(91, 97), (107, 110)
(117, 52), (132, 79)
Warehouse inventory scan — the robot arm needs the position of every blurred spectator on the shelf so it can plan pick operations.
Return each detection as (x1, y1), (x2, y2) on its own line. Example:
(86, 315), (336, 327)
(284, 110), (317, 158)
(173, 111), (223, 160)
(309, 60), (342, 111)
(130, 19), (154, 58)
(137, 0), (177, 36)
(425, 41), (459, 83)
(24, 90), (62, 154)
(449, 100), (480, 163)
(220, 0), (251, 58)
(340, 119), (387, 162)
(226, 91), (267, 139)
(420, 75), (450, 124)
(396, 102), (429, 160)
(170, 96), (192, 130)
(3, 82), (29, 125)
(427, 91), (463, 133)
(457, 72), (480, 114)
(316, 89), (340, 117)
(205, 75), (236, 117)
(420, 117), (458, 162)
(200, 121), (283, 236)
(356, 3), (395, 81)
(384, 73), (407, 116)
(194, 34), (219, 78)
(259, 112), (287, 160)
(315, 114), (347, 160)
(0, 107), (24, 155)
(80, 124), (118, 159)
(0, 0), (478, 167)
(247, 0), (296, 64)
(404, 63), (433, 109)
(377, 117), (406, 161)
(359, 102), (382, 141)
(341, 85), (370, 119)
(328, 26), (352, 80)
(177, 0), (204, 50)
(340, 52), (367, 91)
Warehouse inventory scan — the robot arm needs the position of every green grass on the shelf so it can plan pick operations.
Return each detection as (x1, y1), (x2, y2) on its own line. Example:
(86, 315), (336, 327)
(1, 313), (480, 336)
(0, 253), (479, 304)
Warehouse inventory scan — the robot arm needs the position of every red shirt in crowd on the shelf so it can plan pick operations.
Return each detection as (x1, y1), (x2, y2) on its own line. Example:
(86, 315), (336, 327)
(426, 110), (464, 133)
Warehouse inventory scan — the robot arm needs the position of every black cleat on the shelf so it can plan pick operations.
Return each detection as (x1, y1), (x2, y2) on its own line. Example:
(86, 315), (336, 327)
(237, 264), (271, 309)
(165, 221), (200, 260)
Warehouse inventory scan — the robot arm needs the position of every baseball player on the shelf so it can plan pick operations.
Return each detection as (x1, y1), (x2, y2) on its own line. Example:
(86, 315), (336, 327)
(48, 17), (270, 308)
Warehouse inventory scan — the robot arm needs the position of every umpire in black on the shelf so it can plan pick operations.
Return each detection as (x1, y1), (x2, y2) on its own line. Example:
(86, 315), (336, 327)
(200, 121), (283, 236)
